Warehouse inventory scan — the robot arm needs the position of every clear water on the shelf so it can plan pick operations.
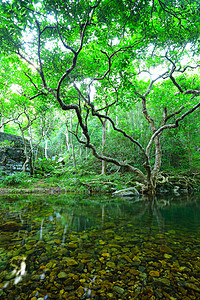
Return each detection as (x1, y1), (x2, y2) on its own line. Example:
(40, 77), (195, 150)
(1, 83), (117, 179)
(0, 193), (200, 299)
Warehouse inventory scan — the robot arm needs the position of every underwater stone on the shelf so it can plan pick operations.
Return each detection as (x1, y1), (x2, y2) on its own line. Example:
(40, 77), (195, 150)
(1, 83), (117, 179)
(65, 258), (78, 266)
(152, 278), (171, 288)
(0, 221), (21, 231)
(113, 285), (125, 294)
(58, 271), (68, 279)
(149, 270), (160, 277)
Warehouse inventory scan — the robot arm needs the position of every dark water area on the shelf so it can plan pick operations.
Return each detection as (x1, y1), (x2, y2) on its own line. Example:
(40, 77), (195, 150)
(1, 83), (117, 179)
(0, 193), (200, 299)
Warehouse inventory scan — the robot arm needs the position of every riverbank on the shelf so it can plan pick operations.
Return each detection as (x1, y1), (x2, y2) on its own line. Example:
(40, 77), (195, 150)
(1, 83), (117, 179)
(0, 170), (199, 196)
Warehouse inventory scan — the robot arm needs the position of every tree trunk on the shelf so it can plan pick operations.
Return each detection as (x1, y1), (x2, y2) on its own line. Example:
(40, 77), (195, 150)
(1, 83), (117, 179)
(101, 119), (107, 174)
(65, 128), (71, 152)
(70, 111), (76, 168)
(20, 129), (29, 173)
(28, 126), (34, 175)
(0, 117), (4, 132)
(45, 139), (48, 159)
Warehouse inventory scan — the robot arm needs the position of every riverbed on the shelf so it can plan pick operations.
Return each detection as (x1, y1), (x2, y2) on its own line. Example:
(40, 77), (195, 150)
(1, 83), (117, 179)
(0, 193), (199, 299)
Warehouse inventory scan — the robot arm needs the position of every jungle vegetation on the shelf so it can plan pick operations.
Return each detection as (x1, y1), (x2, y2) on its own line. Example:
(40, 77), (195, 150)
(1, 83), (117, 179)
(0, 0), (200, 194)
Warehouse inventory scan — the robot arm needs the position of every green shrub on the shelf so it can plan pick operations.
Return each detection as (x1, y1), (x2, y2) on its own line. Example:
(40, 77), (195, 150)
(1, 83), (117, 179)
(2, 172), (30, 186)
(34, 158), (56, 175)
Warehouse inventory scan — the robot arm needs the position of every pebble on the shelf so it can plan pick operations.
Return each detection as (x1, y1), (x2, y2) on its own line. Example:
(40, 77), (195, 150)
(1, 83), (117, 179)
(113, 285), (125, 294)
(58, 271), (68, 279)
(1, 199), (200, 300)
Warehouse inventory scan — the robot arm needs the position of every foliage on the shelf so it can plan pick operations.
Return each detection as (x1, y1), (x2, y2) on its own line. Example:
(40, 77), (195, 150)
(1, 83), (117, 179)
(0, 0), (200, 194)
(34, 158), (60, 176)
(0, 140), (14, 149)
(2, 172), (31, 186)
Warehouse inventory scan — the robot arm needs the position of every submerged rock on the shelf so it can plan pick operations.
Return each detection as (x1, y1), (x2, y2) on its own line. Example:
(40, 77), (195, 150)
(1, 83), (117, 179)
(113, 285), (125, 294)
(0, 221), (21, 231)
(58, 271), (68, 279)
(152, 278), (171, 288)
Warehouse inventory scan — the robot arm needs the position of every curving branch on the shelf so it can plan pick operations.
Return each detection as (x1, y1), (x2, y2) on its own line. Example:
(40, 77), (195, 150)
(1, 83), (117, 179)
(0, 111), (24, 129)
(146, 101), (200, 156)
(73, 131), (146, 181)
(24, 72), (41, 91)
(56, 15), (76, 54)
(73, 83), (146, 156)
(164, 105), (185, 123)
(91, 36), (146, 84)
(56, 9), (93, 107)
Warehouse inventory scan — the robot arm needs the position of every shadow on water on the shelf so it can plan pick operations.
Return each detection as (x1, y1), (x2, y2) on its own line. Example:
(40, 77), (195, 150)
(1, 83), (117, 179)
(0, 193), (199, 299)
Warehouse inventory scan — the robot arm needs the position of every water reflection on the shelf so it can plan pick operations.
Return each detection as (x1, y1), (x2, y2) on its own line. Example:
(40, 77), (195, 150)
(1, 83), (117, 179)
(0, 193), (199, 299)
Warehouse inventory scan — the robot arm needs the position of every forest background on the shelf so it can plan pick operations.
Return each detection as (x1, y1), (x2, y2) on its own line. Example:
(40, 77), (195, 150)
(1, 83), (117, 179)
(0, 0), (200, 195)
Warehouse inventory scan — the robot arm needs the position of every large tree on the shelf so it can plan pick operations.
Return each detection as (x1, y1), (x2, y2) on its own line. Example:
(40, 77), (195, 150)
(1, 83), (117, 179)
(0, 0), (200, 194)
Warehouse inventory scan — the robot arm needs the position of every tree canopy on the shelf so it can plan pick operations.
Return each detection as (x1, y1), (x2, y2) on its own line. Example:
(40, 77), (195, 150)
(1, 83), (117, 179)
(0, 0), (200, 194)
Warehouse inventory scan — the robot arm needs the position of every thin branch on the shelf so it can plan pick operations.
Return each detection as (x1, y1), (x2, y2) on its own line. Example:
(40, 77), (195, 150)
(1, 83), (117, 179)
(165, 53), (184, 93)
(41, 26), (57, 34)
(24, 72), (40, 91)
(90, 0), (102, 9)
(29, 92), (48, 100)
(35, 20), (47, 88)
(92, 35), (146, 83)
(73, 131), (146, 181)
(178, 64), (200, 73)
(146, 101), (200, 155)
(22, 5), (47, 18)
(144, 71), (169, 97)
(74, 83), (146, 156)
(96, 100), (117, 112)
(169, 71), (184, 93)
(0, 112), (24, 128)
(164, 105), (185, 123)
(16, 50), (40, 74)
(56, 10), (92, 106)
(56, 16), (76, 54)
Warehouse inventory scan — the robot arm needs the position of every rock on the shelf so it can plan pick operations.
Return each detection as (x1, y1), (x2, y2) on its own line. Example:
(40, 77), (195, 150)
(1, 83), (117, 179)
(164, 254), (172, 259)
(63, 278), (74, 286)
(132, 256), (141, 265)
(107, 293), (114, 298)
(54, 239), (61, 244)
(65, 285), (74, 291)
(68, 243), (78, 248)
(112, 187), (140, 197)
(0, 221), (21, 231)
(152, 278), (171, 288)
(149, 270), (160, 277)
(58, 271), (68, 279)
(113, 285), (125, 294)
(122, 254), (132, 263)
(106, 261), (115, 268)
(185, 282), (200, 292)
(65, 258), (78, 266)
(130, 269), (140, 275)
(101, 253), (110, 258)
(159, 245), (173, 254)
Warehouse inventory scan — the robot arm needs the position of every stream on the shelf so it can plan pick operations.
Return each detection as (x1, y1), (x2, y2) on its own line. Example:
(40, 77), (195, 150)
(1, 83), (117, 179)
(0, 193), (199, 299)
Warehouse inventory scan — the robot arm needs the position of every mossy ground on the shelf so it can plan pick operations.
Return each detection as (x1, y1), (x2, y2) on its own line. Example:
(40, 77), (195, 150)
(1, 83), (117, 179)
(0, 168), (199, 195)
